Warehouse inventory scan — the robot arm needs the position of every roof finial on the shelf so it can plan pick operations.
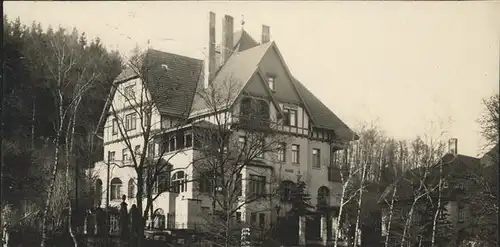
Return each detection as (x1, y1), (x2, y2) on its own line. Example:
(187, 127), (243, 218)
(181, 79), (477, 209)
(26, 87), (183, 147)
(241, 14), (245, 30)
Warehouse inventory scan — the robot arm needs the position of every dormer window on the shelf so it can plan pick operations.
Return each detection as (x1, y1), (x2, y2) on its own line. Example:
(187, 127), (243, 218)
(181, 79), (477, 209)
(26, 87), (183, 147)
(267, 76), (275, 91)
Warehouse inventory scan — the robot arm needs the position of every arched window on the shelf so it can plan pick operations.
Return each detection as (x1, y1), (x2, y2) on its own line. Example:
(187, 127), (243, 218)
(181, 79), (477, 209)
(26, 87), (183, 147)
(95, 179), (103, 206)
(128, 179), (135, 198)
(153, 208), (166, 230)
(317, 186), (330, 207)
(171, 171), (186, 193)
(280, 180), (295, 202)
(110, 178), (122, 200)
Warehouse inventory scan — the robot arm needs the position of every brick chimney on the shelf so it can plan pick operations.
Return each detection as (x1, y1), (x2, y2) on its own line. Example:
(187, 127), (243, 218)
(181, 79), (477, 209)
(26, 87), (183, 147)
(220, 14), (234, 66)
(261, 25), (270, 43)
(448, 138), (458, 155)
(205, 11), (216, 89)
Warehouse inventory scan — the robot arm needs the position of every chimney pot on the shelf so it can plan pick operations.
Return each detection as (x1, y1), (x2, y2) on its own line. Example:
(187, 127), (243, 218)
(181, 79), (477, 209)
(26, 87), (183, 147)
(262, 25), (270, 43)
(220, 15), (234, 66)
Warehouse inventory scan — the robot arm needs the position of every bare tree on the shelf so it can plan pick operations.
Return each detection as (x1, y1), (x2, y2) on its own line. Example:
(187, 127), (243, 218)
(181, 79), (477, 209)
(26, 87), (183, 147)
(190, 75), (290, 247)
(380, 139), (406, 247)
(32, 27), (106, 247)
(332, 132), (365, 247)
(400, 135), (445, 247)
(477, 93), (499, 150)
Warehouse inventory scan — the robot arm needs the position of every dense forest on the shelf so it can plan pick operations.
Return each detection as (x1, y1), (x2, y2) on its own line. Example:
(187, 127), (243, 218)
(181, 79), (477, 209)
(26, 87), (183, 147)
(2, 15), (122, 243)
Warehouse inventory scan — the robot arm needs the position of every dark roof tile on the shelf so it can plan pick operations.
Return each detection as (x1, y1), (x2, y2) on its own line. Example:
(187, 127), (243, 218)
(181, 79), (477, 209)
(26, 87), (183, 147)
(143, 49), (203, 117)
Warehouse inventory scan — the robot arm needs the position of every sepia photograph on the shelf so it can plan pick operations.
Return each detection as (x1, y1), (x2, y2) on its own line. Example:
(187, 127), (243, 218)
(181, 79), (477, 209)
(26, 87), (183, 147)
(1, 1), (499, 247)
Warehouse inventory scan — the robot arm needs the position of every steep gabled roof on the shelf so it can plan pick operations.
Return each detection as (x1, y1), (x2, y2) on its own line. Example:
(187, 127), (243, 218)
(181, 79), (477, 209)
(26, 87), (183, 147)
(192, 34), (356, 142)
(142, 49), (203, 117)
(293, 78), (358, 140)
(190, 42), (273, 114)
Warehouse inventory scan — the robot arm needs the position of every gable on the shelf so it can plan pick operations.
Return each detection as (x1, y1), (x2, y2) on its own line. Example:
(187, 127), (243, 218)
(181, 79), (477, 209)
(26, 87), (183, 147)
(255, 46), (303, 105)
(189, 42), (272, 116)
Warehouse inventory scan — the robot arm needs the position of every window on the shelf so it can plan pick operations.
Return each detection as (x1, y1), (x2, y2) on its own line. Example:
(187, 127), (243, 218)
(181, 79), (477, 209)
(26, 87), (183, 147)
(250, 212), (257, 225)
(128, 179), (135, 198)
(110, 178), (122, 200)
(198, 172), (212, 193)
(124, 85), (135, 99)
(312, 148), (321, 168)
(317, 186), (330, 207)
(280, 180), (295, 202)
(148, 143), (155, 158)
(153, 209), (165, 230)
(108, 151), (116, 162)
(277, 143), (286, 162)
(283, 108), (297, 127)
(157, 171), (170, 193)
(134, 145), (141, 155)
(125, 113), (137, 131)
(249, 175), (266, 197)
(236, 173), (242, 196)
(171, 171), (186, 193)
(236, 212), (242, 223)
(291, 144), (300, 163)
(95, 179), (103, 206)
(169, 136), (176, 152)
(259, 213), (266, 229)
(112, 119), (118, 135)
(122, 148), (128, 162)
(268, 76), (275, 91)
(185, 133), (193, 148)
(458, 206), (465, 223)
(438, 209), (446, 221)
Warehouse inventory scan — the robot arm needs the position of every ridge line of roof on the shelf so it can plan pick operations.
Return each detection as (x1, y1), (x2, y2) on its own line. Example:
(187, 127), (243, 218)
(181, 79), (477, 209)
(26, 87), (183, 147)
(147, 48), (204, 62)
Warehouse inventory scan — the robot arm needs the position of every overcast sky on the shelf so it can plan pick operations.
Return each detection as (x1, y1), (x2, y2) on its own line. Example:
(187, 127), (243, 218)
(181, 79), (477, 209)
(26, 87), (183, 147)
(5, 1), (500, 157)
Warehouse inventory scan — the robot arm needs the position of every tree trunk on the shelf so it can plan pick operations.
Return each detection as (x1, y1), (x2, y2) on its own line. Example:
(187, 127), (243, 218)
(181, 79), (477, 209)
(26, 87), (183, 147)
(431, 163), (444, 247)
(31, 96), (36, 149)
(334, 184), (347, 247)
(136, 169), (144, 247)
(401, 200), (417, 247)
(384, 185), (397, 247)
(65, 99), (81, 247)
(354, 163), (367, 247)
(41, 91), (64, 247)
(225, 210), (231, 247)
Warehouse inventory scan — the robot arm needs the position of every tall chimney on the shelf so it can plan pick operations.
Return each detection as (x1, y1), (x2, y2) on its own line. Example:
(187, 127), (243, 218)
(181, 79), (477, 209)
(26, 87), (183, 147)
(205, 11), (216, 89)
(448, 138), (458, 155)
(262, 25), (270, 43)
(220, 15), (234, 65)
